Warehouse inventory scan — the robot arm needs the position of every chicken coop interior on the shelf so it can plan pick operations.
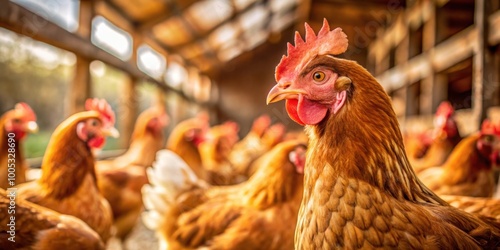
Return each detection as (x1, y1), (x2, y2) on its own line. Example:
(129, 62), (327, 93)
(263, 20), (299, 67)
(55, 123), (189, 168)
(1, 0), (500, 249)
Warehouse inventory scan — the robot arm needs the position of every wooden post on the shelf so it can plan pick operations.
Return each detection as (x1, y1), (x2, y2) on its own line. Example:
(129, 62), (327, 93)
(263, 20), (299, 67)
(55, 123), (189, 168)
(395, 32), (414, 117)
(472, 0), (496, 129)
(419, 0), (431, 115)
(119, 76), (138, 146)
(67, 1), (93, 115)
(417, 0), (448, 115)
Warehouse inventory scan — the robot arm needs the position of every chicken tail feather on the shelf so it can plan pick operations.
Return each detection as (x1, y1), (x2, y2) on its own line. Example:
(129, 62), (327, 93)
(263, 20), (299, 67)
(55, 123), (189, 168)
(142, 149), (203, 230)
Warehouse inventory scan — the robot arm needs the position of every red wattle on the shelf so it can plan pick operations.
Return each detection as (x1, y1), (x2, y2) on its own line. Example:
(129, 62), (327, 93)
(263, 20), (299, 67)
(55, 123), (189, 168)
(297, 95), (328, 125)
(88, 137), (105, 148)
(286, 99), (305, 126)
(285, 96), (328, 126)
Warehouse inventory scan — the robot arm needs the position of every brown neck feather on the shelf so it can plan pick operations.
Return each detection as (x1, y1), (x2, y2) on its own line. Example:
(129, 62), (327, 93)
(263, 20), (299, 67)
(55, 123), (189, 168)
(306, 58), (444, 205)
(441, 133), (491, 184)
(39, 112), (99, 199)
(166, 126), (203, 177)
(243, 144), (304, 209)
(124, 132), (164, 166)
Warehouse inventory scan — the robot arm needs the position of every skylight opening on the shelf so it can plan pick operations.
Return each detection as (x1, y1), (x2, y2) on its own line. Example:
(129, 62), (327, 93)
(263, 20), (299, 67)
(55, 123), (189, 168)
(137, 44), (166, 80)
(91, 16), (132, 61)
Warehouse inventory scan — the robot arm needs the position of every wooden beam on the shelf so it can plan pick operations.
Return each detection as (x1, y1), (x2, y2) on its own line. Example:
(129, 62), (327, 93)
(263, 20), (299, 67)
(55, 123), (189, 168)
(69, 57), (92, 114)
(94, 0), (134, 32)
(420, 1), (439, 115)
(472, 0), (497, 129)
(172, 0), (267, 50)
(119, 76), (138, 146)
(137, 0), (198, 32)
(67, 1), (93, 115)
(377, 26), (477, 91)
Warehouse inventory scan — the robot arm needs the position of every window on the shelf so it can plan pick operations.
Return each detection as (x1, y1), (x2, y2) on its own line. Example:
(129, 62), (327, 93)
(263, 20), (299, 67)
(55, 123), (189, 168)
(91, 16), (132, 60)
(12, 0), (80, 32)
(137, 45), (166, 80)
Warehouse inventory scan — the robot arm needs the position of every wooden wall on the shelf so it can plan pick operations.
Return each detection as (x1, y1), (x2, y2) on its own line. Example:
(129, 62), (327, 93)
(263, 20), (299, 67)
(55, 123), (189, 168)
(212, 29), (304, 134)
(368, 0), (500, 133)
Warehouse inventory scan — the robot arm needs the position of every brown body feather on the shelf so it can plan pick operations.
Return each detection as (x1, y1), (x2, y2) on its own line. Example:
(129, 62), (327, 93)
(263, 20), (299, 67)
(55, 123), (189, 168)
(16, 111), (113, 242)
(441, 194), (500, 220)
(159, 141), (305, 250)
(0, 188), (105, 250)
(166, 118), (207, 181)
(418, 133), (496, 197)
(97, 108), (165, 240)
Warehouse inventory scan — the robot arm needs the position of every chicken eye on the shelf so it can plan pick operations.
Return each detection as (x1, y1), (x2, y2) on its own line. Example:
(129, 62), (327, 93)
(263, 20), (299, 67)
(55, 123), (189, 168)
(91, 119), (99, 127)
(312, 71), (325, 82)
(483, 135), (494, 143)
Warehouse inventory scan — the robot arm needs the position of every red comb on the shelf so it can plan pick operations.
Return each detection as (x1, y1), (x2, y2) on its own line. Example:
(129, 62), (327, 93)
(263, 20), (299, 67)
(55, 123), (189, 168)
(223, 121), (240, 133)
(275, 19), (348, 82)
(436, 101), (454, 118)
(481, 119), (500, 137)
(15, 102), (36, 121)
(85, 98), (115, 128)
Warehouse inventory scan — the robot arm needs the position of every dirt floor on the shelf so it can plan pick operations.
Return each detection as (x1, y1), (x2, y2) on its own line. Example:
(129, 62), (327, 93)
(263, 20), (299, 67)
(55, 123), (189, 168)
(107, 220), (159, 250)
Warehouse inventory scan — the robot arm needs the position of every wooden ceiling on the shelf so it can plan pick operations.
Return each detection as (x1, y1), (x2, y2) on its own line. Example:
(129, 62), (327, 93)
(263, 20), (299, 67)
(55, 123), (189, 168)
(100, 0), (406, 76)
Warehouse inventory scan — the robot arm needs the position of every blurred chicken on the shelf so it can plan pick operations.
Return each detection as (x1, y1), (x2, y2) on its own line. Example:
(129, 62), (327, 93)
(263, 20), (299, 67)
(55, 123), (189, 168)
(267, 20), (500, 248)
(403, 129), (432, 160)
(97, 105), (168, 170)
(15, 98), (118, 242)
(0, 103), (38, 189)
(142, 140), (306, 250)
(227, 115), (271, 172)
(0, 188), (104, 250)
(409, 101), (462, 173)
(418, 120), (500, 197)
(165, 113), (210, 181)
(96, 105), (169, 241)
(441, 195), (500, 221)
(198, 121), (241, 185)
(229, 115), (286, 177)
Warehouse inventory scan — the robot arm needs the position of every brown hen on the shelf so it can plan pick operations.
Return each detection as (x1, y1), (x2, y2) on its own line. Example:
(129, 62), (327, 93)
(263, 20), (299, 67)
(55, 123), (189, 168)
(97, 105), (169, 240)
(267, 19), (500, 249)
(15, 98), (118, 243)
(410, 101), (462, 173)
(0, 188), (104, 250)
(142, 140), (306, 250)
(0, 103), (38, 189)
(418, 120), (500, 197)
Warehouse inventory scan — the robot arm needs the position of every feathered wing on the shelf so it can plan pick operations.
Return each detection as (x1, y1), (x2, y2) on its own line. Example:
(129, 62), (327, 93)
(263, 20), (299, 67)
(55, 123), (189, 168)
(170, 198), (243, 248)
(295, 164), (500, 249)
(142, 149), (208, 249)
(0, 189), (104, 250)
(441, 195), (500, 221)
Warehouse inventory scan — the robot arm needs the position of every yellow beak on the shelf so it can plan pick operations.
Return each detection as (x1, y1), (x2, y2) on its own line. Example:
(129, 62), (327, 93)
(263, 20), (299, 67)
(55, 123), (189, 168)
(103, 127), (120, 138)
(266, 84), (306, 105)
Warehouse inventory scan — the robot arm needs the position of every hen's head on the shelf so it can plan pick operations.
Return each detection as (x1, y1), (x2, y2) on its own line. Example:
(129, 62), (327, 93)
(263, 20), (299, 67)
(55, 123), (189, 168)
(251, 114), (272, 137)
(2, 102), (38, 140)
(133, 105), (169, 138)
(201, 121), (240, 160)
(477, 119), (500, 166)
(76, 98), (119, 149)
(267, 19), (355, 126)
(433, 101), (459, 139)
(177, 112), (210, 147)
